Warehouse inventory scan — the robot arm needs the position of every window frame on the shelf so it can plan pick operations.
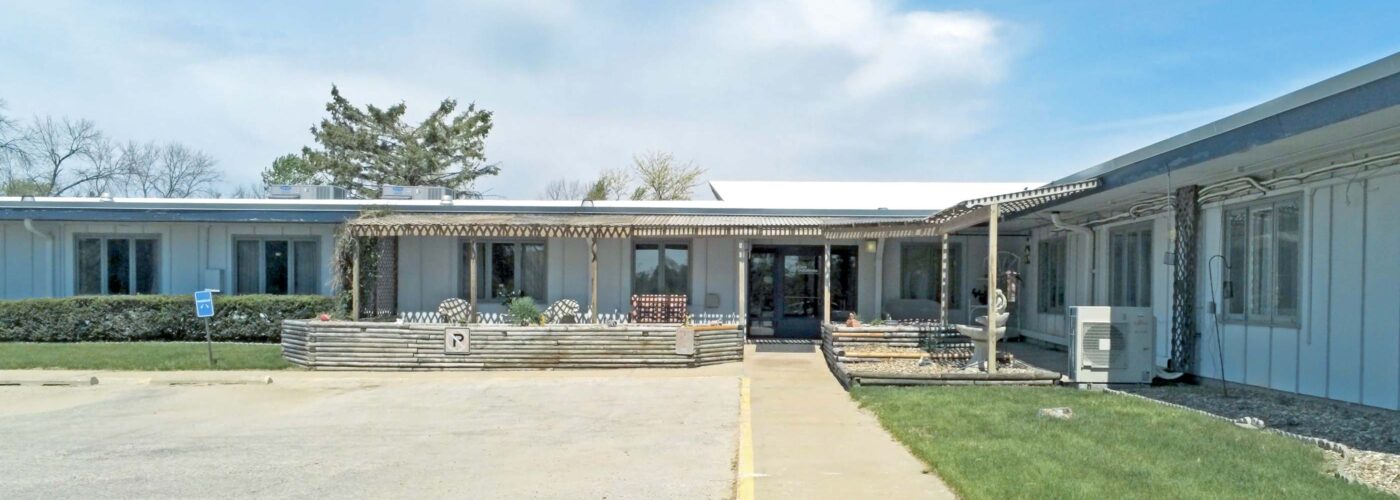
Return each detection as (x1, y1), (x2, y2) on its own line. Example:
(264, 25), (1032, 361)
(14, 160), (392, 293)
(232, 236), (322, 295)
(74, 234), (161, 295)
(459, 239), (548, 301)
(898, 240), (962, 309)
(631, 241), (692, 300)
(1037, 236), (1068, 314)
(1107, 221), (1153, 308)
(1221, 194), (1302, 327)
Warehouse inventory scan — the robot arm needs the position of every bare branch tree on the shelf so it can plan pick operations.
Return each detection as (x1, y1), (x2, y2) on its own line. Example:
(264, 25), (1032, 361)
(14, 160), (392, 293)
(629, 151), (706, 200)
(541, 178), (591, 200)
(0, 99), (25, 163)
(24, 116), (114, 196)
(123, 142), (222, 198)
(229, 182), (266, 199)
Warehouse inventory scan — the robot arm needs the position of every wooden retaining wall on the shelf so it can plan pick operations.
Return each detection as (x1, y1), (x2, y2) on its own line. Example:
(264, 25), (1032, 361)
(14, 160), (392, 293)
(282, 320), (744, 371)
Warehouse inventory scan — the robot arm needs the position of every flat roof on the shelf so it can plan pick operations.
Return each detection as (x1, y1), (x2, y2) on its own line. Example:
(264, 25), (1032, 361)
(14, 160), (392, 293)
(708, 181), (1043, 210)
(0, 196), (936, 224)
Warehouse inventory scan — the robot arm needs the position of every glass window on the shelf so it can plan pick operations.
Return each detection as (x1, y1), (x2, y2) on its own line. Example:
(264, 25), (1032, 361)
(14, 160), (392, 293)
(264, 240), (289, 295)
(830, 246), (859, 318)
(1037, 237), (1067, 313)
(294, 241), (319, 295)
(74, 236), (159, 295)
(76, 238), (102, 295)
(460, 241), (547, 300)
(633, 243), (689, 296)
(234, 238), (321, 295)
(899, 242), (960, 308)
(1222, 195), (1300, 325)
(1109, 223), (1153, 307)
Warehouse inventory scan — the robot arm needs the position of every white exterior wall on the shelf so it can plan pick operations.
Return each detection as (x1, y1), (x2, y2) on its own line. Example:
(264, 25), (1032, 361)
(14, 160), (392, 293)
(0, 220), (338, 298)
(1191, 171), (1400, 410)
(1021, 169), (1399, 410)
(395, 236), (749, 317)
(1017, 226), (1093, 345)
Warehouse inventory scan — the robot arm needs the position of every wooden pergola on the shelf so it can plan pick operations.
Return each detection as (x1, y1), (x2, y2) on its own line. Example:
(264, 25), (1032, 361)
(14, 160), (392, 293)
(340, 179), (1098, 372)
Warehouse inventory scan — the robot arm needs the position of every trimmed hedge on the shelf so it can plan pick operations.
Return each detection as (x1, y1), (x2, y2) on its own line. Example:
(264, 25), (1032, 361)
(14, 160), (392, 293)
(0, 295), (336, 343)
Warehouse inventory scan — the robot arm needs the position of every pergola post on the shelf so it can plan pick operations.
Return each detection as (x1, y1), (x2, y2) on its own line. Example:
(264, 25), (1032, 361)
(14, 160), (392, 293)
(822, 243), (832, 325)
(588, 237), (599, 323)
(873, 238), (885, 321)
(940, 233), (949, 325)
(736, 239), (748, 329)
(351, 239), (361, 320)
(467, 239), (478, 321)
(986, 203), (1000, 373)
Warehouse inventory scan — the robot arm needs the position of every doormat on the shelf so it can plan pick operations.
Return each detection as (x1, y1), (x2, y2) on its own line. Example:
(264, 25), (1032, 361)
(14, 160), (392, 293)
(754, 343), (815, 353)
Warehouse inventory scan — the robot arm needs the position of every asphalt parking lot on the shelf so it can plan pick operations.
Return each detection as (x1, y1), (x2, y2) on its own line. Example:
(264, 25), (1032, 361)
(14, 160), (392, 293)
(0, 372), (740, 499)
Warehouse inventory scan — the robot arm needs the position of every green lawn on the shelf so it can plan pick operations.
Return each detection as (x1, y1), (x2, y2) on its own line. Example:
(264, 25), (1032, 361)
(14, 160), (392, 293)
(0, 342), (293, 370)
(852, 386), (1383, 500)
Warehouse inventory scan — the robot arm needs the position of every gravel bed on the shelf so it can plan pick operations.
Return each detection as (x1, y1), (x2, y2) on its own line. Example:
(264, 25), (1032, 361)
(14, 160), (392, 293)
(842, 358), (1040, 376)
(840, 346), (925, 355)
(1326, 450), (1400, 496)
(1124, 383), (1400, 454)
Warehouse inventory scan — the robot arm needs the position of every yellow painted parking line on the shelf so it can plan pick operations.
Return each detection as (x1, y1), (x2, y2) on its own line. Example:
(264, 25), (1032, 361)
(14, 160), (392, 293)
(736, 377), (755, 500)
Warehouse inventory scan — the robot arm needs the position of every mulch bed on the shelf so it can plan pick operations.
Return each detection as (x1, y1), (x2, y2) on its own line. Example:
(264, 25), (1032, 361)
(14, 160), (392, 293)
(1124, 383), (1400, 454)
(1125, 382), (1400, 496)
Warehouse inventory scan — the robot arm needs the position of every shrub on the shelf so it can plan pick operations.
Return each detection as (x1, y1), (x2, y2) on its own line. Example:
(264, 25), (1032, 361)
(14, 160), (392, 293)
(0, 294), (336, 343)
(506, 296), (542, 325)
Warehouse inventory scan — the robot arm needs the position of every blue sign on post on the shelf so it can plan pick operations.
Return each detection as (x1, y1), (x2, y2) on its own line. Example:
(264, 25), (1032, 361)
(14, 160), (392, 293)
(194, 290), (215, 318)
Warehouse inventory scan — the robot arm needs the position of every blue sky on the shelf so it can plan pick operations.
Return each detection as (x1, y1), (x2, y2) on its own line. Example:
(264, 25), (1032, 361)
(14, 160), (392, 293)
(1, 0), (1397, 198)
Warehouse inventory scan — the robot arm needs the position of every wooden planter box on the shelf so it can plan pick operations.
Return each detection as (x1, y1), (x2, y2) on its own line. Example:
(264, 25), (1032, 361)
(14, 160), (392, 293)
(282, 320), (744, 371)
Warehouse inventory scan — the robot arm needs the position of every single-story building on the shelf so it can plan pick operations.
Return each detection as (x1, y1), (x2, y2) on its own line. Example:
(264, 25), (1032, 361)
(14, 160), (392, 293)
(0, 54), (1397, 408)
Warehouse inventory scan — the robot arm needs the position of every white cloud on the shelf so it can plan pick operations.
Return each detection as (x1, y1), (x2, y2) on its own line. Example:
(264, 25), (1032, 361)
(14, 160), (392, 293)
(728, 0), (1008, 98)
(0, 0), (1021, 197)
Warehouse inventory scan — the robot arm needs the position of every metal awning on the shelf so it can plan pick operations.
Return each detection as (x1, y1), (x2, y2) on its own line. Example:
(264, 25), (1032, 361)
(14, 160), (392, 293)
(924, 178), (1101, 233)
(344, 212), (924, 238)
(823, 179), (1101, 238)
(343, 179), (1099, 239)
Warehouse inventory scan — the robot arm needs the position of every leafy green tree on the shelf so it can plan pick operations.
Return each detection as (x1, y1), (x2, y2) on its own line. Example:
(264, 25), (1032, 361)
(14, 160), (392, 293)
(628, 151), (706, 200)
(585, 168), (631, 201)
(2, 178), (49, 196)
(301, 86), (498, 198)
(260, 154), (322, 186)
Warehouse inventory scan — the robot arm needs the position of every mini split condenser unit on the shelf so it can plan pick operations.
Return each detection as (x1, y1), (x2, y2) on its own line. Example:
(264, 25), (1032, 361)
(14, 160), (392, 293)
(1067, 306), (1155, 384)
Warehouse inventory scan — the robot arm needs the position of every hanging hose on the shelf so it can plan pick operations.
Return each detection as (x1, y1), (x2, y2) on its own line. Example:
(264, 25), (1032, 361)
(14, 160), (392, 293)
(1206, 254), (1229, 397)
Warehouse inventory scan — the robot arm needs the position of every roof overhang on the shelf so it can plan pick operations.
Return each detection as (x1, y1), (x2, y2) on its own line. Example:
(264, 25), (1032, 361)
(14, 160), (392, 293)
(822, 179), (1101, 239)
(343, 213), (927, 239)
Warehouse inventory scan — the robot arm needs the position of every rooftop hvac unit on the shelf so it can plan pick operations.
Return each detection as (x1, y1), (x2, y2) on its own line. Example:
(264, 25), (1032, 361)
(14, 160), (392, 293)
(1067, 306), (1154, 384)
(265, 185), (347, 200)
(379, 185), (455, 200)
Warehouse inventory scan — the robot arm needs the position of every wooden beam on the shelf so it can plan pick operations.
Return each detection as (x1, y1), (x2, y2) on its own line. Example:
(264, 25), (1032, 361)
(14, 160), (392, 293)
(468, 239), (478, 321)
(873, 238), (885, 321)
(822, 242), (832, 325)
(589, 237), (599, 323)
(940, 233), (949, 325)
(736, 240), (748, 331)
(986, 202), (999, 373)
(351, 240), (361, 320)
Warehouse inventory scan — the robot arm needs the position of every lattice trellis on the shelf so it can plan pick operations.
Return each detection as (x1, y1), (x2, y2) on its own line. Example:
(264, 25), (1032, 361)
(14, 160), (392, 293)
(1169, 184), (1199, 373)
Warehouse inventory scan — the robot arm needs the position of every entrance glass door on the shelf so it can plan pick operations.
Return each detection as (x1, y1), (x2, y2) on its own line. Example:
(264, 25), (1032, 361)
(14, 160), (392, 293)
(747, 245), (857, 339)
(778, 249), (822, 337)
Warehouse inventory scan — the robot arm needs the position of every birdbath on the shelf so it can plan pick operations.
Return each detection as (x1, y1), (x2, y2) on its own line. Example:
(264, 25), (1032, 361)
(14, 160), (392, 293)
(954, 289), (1009, 369)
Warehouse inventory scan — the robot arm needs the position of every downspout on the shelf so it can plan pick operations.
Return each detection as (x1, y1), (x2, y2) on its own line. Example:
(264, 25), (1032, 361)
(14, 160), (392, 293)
(23, 219), (56, 297)
(1049, 212), (1095, 304)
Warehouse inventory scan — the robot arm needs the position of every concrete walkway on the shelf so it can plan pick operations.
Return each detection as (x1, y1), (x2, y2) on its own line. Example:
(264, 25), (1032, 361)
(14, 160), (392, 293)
(744, 344), (957, 499)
